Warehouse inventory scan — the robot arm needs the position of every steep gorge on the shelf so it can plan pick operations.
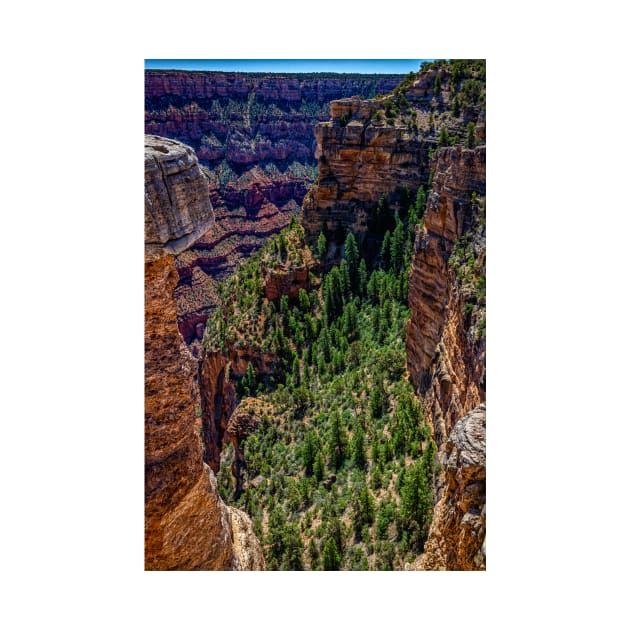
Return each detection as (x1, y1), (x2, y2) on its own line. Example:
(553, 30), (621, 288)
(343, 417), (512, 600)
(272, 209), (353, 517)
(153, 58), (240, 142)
(146, 71), (403, 350)
(145, 61), (486, 570)
(144, 135), (264, 570)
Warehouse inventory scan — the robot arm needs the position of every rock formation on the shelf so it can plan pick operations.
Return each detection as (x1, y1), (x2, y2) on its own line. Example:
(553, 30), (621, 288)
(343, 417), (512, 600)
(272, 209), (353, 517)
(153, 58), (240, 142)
(302, 97), (430, 244)
(406, 145), (486, 445)
(419, 404), (486, 570)
(146, 71), (404, 348)
(145, 134), (263, 570)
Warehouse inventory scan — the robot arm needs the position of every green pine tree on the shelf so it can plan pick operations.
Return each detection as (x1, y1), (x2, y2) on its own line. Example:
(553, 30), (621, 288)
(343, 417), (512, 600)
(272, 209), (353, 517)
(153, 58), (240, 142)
(381, 231), (392, 270)
(344, 231), (360, 291)
(358, 258), (368, 297)
(322, 537), (341, 570)
(317, 231), (327, 259)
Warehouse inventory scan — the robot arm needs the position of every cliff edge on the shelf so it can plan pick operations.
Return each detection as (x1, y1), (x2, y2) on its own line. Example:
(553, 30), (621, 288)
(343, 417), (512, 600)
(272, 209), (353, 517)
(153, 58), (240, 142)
(144, 135), (263, 570)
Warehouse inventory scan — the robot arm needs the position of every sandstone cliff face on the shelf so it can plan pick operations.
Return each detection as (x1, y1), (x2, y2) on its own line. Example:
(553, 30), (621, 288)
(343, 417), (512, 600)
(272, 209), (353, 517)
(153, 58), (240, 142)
(419, 404), (486, 570)
(146, 71), (403, 348)
(302, 97), (431, 243)
(145, 135), (263, 570)
(406, 145), (486, 445)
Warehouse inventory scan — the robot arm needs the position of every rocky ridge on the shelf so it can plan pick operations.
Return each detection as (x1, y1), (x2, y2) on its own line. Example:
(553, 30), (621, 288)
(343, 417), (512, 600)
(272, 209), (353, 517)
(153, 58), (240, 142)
(144, 135), (263, 570)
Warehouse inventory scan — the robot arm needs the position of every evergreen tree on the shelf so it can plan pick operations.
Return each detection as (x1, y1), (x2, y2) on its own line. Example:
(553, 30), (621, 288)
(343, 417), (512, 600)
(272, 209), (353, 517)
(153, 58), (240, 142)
(282, 523), (304, 570)
(466, 121), (476, 149)
(415, 185), (426, 220)
(340, 259), (351, 301)
(351, 423), (367, 468)
(390, 219), (405, 273)
(302, 431), (318, 476)
(317, 231), (327, 259)
(452, 95), (461, 117)
(434, 74), (442, 94)
(242, 362), (256, 396)
(381, 231), (392, 270)
(308, 538), (320, 568)
(292, 356), (301, 388)
(328, 411), (347, 471)
(358, 258), (368, 297)
(313, 450), (325, 482)
(370, 378), (386, 418)
(266, 507), (287, 568)
(353, 486), (375, 530)
(278, 233), (288, 261)
(298, 288), (310, 311)
(344, 231), (360, 291)
(322, 537), (341, 571)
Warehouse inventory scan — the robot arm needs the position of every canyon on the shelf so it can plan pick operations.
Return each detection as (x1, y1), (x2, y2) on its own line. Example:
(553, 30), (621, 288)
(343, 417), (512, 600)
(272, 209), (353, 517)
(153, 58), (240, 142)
(144, 60), (486, 570)
(146, 71), (403, 350)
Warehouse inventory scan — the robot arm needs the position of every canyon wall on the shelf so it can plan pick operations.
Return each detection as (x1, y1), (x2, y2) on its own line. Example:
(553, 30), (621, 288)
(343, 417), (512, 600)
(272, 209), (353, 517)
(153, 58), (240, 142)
(144, 135), (263, 570)
(406, 145), (486, 445)
(146, 71), (404, 349)
(302, 97), (431, 244)
(405, 146), (486, 571)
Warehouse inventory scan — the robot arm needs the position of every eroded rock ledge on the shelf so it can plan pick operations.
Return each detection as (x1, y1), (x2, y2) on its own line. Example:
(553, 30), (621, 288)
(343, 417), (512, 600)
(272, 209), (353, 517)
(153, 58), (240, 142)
(144, 134), (263, 570)
(419, 404), (486, 571)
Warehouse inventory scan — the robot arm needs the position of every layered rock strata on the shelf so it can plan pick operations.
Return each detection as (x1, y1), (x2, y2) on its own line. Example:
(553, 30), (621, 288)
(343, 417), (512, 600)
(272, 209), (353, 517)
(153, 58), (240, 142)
(406, 145), (486, 445)
(419, 404), (486, 570)
(145, 135), (263, 570)
(146, 71), (404, 347)
(302, 97), (431, 243)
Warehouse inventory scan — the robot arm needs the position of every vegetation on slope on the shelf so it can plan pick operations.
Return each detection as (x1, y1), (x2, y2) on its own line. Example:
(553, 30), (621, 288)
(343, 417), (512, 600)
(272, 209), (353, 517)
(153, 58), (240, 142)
(204, 188), (438, 570)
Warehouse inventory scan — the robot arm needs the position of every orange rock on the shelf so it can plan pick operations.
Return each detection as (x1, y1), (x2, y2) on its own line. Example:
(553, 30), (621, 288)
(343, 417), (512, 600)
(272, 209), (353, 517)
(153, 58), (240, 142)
(145, 135), (264, 570)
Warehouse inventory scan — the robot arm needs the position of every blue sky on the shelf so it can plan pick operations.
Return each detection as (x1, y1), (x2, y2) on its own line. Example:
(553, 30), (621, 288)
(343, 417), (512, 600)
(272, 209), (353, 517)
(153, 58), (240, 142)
(144, 59), (432, 74)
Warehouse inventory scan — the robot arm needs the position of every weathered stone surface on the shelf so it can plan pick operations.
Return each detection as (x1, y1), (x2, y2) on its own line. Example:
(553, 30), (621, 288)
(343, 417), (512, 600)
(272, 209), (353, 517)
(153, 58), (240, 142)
(262, 264), (311, 302)
(227, 506), (266, 570)
(406, 145), (486, 445)
(419, 405), (486, 571)
(145, 136), (263, 570)
(302, 98), (431, 244)
(144, 135), (215, 260)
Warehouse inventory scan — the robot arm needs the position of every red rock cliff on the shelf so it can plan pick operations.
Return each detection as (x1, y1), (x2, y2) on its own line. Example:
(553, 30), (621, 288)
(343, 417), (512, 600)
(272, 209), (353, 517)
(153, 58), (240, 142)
(406, 145), (486, 445)
(145, 135), (264, 570)
(405, 145), (486, 570)
(302, 97), (431, 243)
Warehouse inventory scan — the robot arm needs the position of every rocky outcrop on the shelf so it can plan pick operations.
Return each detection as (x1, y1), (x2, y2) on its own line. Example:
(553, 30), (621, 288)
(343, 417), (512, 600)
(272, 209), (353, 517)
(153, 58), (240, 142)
(262, 263), (311, 301)
(146, 71), (404, 348)
(302, 97), (431, 243)
(145, 135), (215, 260)
(419, 405), (486, 570)
(145, 135), (263, 570)
(406, 145), (486, 445)
(227, 506), (266, 570)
